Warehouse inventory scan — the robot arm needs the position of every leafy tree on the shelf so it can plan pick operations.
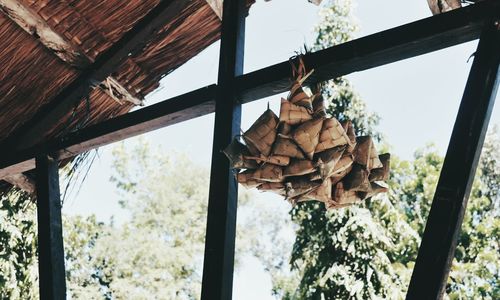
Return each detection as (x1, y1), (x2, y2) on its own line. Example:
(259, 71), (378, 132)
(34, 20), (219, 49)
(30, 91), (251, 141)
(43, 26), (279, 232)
(251, 0), (500, 299)
(63, 140), (211, 299)
(0, 190), (38, 299)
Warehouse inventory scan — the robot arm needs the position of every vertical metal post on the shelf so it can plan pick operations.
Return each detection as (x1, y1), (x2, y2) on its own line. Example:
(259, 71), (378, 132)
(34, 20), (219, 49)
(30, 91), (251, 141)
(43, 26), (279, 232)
(201, 0), (246, 299)
(406, 23), (500, 300)
(36, 155), (66, 300)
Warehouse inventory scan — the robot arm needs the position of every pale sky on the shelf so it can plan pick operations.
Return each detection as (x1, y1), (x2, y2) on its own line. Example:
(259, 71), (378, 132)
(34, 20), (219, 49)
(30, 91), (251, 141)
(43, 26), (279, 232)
(62, 0), (499, 299)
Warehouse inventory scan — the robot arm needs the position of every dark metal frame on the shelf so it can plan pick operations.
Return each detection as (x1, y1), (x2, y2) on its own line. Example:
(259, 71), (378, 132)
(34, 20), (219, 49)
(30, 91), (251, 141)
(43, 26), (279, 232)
(1, 1), (498, 299)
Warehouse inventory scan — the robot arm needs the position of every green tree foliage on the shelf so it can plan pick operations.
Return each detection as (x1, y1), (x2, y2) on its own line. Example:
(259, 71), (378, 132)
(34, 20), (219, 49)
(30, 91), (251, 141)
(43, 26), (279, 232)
(0, 190), (38, 299)
(281, 1), (413, 298)
(267, 1), (500, 299)
(63, 140), (211, 299)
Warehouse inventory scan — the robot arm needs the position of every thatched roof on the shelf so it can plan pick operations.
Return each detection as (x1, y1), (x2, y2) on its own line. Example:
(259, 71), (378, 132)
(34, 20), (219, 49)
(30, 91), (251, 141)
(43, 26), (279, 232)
(0, 0), (255, 192)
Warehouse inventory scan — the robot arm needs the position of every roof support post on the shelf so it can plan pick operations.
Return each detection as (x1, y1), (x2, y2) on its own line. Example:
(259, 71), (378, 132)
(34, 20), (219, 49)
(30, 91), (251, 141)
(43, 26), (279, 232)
(406, 22), (500, 300)
(201, 0), (246, 299)
(35, 155), (66, 300)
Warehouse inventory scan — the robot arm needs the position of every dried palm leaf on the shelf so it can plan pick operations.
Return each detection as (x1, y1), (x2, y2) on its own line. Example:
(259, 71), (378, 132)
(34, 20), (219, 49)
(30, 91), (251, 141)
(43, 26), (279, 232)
(330, 154), (354, 185)
(331, 181), (362, 206)
(316, 146), (345, 179)
(312, 93), (327, 118)
(366, 181), (389, 198)
(243, 109), (279, 157)
(353, 136), (383, 171)
(279, 98), (312, 125)
(236, 170), (262, 188)
(299, 178), (332, 203)
(272, 134), (305, 159)
(222, 138), (258, 169)
(309, 171), (322, 181)
(278, 122), (292, 135)
(341, 120), (357, 153)
(288, 87), (314, 111)
(257, 182), (286, 194)
(284, 159), (317, 177)
(245, 154), (290, 166)
(342, 163), (370, 192)
(292, 118), (324, 160)
(285, 178), (320, 200)
(315, 118), (350, 153)
(251, 163), (283, 182)
(369, 153), (391, 182)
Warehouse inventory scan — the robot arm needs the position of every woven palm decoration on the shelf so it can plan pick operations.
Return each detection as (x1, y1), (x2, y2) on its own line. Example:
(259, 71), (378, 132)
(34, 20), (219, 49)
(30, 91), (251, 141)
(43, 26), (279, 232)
(223, 56), (391, 209)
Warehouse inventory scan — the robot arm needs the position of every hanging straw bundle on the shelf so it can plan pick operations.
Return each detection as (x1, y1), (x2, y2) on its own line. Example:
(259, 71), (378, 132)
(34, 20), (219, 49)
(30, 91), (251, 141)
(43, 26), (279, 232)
(292, 118), (324, 160)
(279, 98), (312, 125)
(258, 182), (286, 194)
(315, 118), (350, 153)
(284, 159), (317, 177)
(299, 178), (332, 203)
(245, 154), (290, 166)
(285, 179), (320, 200)
(243, 109), (279, 157)
(237, 170), (262, 188)
(311, 93), (327, 118)
(353, 136), (383, 171)
(223, 138), (259, 169)
(224, 56), (390, 211)
(369, 153), (391, 182)
(316, 146), (345, 179)
(341, 120), (357, 152)
(251, 163), (284, 183)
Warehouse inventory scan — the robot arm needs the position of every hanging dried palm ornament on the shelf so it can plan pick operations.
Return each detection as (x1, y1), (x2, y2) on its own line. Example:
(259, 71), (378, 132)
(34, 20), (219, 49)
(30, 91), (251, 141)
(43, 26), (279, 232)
(223, 56), (391, 209)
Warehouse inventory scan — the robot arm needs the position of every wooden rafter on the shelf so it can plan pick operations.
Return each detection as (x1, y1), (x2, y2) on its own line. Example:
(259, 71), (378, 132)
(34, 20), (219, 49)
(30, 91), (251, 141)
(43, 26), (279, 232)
(3, 173), (35, 194)
(0, 0), (141, 106)
(0, 0), (183, 151)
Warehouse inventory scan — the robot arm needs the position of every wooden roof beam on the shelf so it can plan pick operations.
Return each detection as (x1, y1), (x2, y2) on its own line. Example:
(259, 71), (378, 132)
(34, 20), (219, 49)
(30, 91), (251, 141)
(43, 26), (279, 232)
(0, 0), (183, 150)
(0, 0), (142, 106)
(0, 0), (88, 66)
(3, 173), (35, 194)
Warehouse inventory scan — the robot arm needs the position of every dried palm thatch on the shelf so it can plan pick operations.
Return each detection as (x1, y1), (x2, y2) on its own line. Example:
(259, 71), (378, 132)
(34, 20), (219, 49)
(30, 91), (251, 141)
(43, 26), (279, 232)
(0, 0), (239, 142)
(292, 118), (324, 160)
(225, 56), (390, 211)
(353, 136), (383, 171)
(237, 170), (262, 189)
(315, 118), (350, 153)
(284, 159), (317, 177)
(251, 163), (283, 183)
(243, 109), (279, 157)
(273, 134), (305, 159)
(279, 98), (312, 125)
(257, 182), (286, 194)
(316, 146), (345, 179)
(369, 153), (391, 182)
(223, 138), (259, 169)
(285, 178), (320, 201)
(312, 93), (327, 118)
(245, 154), (290, 166)
(298, 178), (332, 203)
